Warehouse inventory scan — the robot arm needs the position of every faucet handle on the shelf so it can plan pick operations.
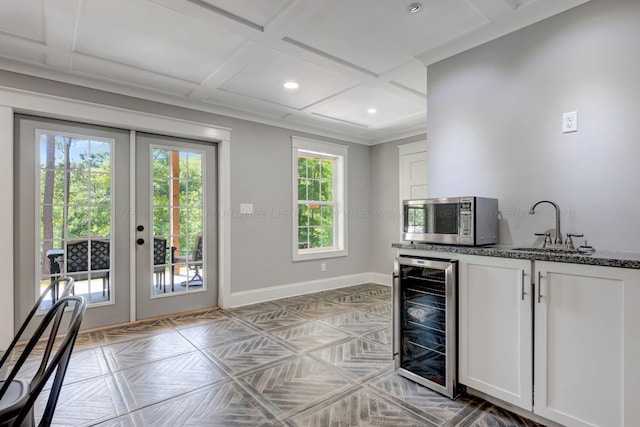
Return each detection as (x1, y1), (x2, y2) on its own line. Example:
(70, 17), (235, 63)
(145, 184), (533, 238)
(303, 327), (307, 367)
(535, 232), (552, 248)
(565, 233), (584, 250)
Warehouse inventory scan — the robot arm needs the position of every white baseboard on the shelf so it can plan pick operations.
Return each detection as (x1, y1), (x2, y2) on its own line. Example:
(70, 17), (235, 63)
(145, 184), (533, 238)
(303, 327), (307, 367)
(369, 272), (392, 286)
(223, 272), (389, 309)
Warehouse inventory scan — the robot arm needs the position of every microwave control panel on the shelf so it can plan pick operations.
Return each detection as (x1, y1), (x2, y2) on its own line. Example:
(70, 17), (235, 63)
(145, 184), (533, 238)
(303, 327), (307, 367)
(458, 199), (474, 243)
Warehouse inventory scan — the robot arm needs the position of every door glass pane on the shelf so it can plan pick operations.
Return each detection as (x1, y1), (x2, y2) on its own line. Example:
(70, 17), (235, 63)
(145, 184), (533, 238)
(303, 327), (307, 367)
(38, 130), (114, 309)
(151, 147), (205, 297)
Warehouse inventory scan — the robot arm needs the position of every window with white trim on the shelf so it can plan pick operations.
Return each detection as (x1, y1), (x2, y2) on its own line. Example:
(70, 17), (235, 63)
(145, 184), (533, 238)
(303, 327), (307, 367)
(292, 137), (348, 261)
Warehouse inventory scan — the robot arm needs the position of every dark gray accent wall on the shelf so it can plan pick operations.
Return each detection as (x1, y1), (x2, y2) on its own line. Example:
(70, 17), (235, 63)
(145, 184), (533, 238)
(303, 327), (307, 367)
(427, 0), (640, 251)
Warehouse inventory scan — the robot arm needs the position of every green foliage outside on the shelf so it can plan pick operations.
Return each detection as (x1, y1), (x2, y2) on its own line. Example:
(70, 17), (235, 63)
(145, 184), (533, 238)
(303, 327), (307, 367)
(39, 136), (203, 256)
(152, 149), (203, 252)
(297, 155), (335, 249)
(40, 135), (112, 248)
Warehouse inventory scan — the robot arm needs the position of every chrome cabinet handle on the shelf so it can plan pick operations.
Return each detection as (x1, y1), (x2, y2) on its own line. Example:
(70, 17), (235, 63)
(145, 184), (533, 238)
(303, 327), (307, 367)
(521, 270), (528, 301)
(537, 271), (543, 303)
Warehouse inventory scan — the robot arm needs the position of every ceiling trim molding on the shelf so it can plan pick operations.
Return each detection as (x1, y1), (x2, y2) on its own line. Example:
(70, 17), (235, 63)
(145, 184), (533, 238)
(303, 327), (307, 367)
(0, 62), (385, 145)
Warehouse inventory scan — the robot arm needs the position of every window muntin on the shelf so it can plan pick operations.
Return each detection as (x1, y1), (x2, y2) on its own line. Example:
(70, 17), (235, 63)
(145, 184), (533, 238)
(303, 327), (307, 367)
(37, 130), (114, 308)
(297, 154), (336, 250)
(151, 147), (206, 297)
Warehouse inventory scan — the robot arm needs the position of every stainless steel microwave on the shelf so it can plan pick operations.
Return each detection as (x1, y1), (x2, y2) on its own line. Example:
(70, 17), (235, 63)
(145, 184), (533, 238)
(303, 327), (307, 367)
(403, 197), (498, 246)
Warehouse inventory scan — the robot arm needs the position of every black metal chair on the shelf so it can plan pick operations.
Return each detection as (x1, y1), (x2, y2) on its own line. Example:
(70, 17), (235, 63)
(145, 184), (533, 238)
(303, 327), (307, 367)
(0, 295), (87, 427)
(0, 277), (75, 377)
(65, 240), (110, 298)
(171, 235), (203, 288)
(153, 237), (168, 292)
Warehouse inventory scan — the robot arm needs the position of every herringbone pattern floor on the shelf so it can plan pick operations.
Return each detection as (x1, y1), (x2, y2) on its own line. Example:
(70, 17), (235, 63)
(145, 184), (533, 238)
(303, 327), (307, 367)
(19, 283), (542, 426)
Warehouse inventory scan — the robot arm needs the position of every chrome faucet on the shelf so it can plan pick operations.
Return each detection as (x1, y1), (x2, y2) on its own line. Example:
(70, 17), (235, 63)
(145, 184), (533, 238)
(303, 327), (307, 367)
(529, 200), (563, 246)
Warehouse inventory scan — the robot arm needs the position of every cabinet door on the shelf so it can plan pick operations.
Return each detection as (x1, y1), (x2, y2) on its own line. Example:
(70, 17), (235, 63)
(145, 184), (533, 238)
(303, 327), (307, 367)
(534, 261), (640, 427)
(458, 255), (533, 410)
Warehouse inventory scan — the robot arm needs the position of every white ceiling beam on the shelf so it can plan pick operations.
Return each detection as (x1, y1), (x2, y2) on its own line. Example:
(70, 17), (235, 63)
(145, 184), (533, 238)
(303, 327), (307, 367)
(466, 0), (520, 22)
(417, 0), (593, 65)
(148, 0), (424, 105)
(44, 0), (80, 72)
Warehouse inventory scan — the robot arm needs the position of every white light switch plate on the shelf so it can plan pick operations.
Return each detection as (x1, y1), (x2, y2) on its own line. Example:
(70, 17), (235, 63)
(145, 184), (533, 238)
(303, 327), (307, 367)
(563, 111), (578, 133)
(240, 203), (253, 215)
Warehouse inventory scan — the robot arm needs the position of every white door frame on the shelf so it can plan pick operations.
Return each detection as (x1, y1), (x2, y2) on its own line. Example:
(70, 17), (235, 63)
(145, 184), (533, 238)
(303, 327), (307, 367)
(0, 86), (232, 348)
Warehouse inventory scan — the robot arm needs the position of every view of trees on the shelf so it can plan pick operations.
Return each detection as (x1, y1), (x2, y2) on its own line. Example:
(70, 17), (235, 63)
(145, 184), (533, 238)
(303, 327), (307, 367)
(152, 148), (203, 253)
(297, 154), (335, 249)
(40, 133), (112, 275)
(39, 133), (204, 278)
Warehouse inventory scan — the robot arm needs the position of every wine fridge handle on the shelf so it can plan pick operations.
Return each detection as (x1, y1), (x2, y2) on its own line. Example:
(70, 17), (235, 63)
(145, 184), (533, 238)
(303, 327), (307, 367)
(392, 272), (400, 360)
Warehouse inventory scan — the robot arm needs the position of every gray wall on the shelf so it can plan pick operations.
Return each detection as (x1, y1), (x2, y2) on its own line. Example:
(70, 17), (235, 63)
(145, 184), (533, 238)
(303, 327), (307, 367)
(370, 135), (426, 275)
(227, 119), (372, 292)
(427, 0), (640, 251)
(1, 70), (371, 293)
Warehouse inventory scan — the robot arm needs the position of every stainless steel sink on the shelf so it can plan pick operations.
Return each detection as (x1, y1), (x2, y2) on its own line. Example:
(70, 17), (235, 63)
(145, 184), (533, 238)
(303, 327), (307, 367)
(511, 247), (581, 254)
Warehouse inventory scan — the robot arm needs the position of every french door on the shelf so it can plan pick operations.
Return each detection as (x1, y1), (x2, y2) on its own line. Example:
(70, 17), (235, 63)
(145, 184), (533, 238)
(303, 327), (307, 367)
(14, 115), (218, 331)
(134, 132), (217, 320)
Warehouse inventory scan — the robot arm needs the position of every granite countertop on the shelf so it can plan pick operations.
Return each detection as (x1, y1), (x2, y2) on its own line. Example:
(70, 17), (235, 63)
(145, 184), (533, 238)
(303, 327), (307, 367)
(392, 242), (640, 269)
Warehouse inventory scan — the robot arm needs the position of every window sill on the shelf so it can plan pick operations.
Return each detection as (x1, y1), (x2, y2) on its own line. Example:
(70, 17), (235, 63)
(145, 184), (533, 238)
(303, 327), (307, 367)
(293, 248), (348, 262)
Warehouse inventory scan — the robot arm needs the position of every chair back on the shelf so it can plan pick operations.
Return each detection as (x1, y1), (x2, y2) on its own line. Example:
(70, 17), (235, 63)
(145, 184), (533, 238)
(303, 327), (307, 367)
(153, 237), (167, 266)
(0, 295), (86, 427)
(66, 240), (110, 273)
(193, 236), (203, 262)
(0, 277), (75, 373)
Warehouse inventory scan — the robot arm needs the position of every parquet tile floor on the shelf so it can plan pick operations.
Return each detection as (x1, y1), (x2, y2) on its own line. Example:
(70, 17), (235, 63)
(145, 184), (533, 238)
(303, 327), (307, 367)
(16, 283), (543, 426)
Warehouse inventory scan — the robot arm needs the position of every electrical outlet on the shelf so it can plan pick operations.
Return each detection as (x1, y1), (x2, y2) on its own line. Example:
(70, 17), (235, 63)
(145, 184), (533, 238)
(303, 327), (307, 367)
(562, 111), (578, 133)
(321, 263), (326, 272)
(239, 203), (253, 215)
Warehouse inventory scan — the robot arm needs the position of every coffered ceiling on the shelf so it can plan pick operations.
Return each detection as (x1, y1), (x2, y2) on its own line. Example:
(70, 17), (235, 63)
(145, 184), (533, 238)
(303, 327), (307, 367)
(0, 0), (590, 144)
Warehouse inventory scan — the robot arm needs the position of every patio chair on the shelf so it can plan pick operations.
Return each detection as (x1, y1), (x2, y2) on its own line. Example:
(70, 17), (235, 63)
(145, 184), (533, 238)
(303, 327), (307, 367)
(153, 237), (168, 292)
(171, 235), (203, 287)
(0, 295), (86, 427)
(65, 239), (110, 298)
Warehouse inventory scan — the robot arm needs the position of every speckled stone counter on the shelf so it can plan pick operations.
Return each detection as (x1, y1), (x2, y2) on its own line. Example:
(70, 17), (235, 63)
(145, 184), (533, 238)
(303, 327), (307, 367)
(392, 242), (640, 269)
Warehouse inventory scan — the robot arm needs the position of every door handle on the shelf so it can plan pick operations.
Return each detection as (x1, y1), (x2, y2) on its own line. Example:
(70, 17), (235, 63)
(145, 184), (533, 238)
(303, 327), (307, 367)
(136, 238), (145, 245)
(521, 270), (528, 301)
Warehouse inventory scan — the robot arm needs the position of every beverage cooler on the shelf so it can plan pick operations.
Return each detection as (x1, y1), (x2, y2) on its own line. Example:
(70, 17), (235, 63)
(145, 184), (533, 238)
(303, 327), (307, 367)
(393, 256), (458, 398)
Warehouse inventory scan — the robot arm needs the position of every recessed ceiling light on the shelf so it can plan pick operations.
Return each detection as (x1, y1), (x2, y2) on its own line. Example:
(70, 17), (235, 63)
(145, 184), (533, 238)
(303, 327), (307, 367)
(283, 81), (300, 90)
(408, 3), (422, 14)
(368, 108), (377, 114)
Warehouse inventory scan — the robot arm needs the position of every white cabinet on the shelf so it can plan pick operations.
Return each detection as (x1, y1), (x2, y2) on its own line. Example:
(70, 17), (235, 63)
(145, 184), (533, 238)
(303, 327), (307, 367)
(459, 256), (640, 426)
(458, 255), (533, 410)
(533, 261), (640, 427)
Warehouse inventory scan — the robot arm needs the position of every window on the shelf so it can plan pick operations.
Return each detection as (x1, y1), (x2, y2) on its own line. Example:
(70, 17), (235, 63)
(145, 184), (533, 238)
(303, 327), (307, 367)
(292, 137), (348, 261)
(37, 129), (114, 307)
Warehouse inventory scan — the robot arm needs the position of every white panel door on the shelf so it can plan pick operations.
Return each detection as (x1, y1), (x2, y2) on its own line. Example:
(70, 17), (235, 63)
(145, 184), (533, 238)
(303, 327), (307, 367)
(458, 255), (533, 410)
(399, 143), (427, 201)
(399, 141), (427, 240)
(534, 261), (640, 427)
